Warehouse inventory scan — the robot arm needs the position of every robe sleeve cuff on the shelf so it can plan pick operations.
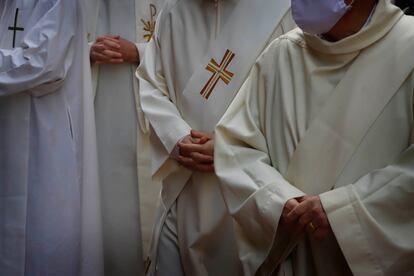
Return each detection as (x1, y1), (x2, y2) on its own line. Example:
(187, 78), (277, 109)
(232, 183), (304, 274)
(320, 186), (382, 276)
(136, 43), (147, 63)
(163, 124), (192, 155)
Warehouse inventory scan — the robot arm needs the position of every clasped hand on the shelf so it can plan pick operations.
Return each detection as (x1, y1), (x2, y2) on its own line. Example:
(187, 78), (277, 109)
(174, 130), (215, 173)
(90, 35), (139, 64)
(281, 196), (332, 241)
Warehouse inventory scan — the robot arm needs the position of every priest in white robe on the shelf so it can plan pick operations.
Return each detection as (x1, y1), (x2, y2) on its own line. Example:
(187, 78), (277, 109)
(215, 0), (414, 275)
(136, 0), (295, 274)
(84, 0), (165, 275)
(0, 0), (103, 275)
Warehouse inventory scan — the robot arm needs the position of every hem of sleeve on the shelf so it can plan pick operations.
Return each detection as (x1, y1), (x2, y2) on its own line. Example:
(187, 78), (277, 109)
(162, 124), (192, 155)
(320, 186), (383, 276)
(170, 135), (188, 158)
(233, 183), (305, 275)
(136, 43), (147, 63)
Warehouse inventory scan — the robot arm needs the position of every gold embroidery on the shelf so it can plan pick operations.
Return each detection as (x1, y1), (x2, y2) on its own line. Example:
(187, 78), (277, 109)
(141, 4), (157, 42)
(200, 49), (235, 100)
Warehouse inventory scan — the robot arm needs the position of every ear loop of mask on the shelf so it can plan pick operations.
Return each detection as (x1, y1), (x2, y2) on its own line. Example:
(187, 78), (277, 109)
(346, 0), (355, 11)
(319, 0), (355, 38)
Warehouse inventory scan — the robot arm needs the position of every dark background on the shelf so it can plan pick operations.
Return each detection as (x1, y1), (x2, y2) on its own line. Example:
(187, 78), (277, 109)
(395, 0), (414, 15)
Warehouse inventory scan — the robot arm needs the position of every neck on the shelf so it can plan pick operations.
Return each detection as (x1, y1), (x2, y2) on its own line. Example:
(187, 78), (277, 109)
(323, 0), (377, 42)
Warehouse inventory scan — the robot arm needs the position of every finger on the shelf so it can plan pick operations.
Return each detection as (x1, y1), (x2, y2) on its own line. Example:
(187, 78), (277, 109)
(96, 35), (120, 43)
(194, 163), (215, 173)
(191, 130), (214, 141)
(101, 39), (121, 49)
(191, 130), (209, 140)
(91, 43), (107, 52)
(176, 156), (197, 168)
(91, 52), (111, 63)
(191, 130), (214, 142)
(296, 196), (308, 203)
(313, 227), (330, 241)
(102, 49), (123, 58)
(93, 50), (122, 61)
(198, 137), (209, 144)
(286, 200), (312, 223)
(92, 51), (123, 64)
(190, 152), (214, 164)
(179, 135), (194, 145)
(298, 211), (314, 229)
(305, 222), (317, 234)
(103, 35), (120, 41)
(178, 144), (194, 158)
(281, 199), (299, 222)
(183, 136), (200, 144)
(285, 199), (300, 211)
(314, 213), (331, 234)
(178, 143), (205, 154)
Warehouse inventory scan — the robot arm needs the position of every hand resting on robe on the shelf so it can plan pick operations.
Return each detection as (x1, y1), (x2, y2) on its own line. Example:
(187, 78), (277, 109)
(174, 130), (215, 173)
(282, 196), (332, 241)
(279, 198), (303, 235)
(90, 35), (139, 64)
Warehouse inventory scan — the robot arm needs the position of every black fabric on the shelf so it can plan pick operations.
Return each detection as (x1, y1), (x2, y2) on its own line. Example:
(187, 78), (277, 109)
(395, 0), (414, 15)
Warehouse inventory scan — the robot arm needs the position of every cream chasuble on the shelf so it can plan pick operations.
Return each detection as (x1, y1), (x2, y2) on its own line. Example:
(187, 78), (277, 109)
(137, 0), (295, 274)
(84, 0), (165, 275)
(0, 0), (103, 275)
(215, 1), (414, 275)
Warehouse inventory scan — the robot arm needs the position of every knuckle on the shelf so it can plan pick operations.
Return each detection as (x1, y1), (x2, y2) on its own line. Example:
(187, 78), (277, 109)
(298, 218), (307, 227)
(310, 208), (318, 216)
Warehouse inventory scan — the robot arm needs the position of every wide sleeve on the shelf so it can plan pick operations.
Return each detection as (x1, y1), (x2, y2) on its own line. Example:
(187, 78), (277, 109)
(0, 0), (76, 97)
(215, 52), (305, 275)
(320, 143), (414, 276)
(136, 11), (191, 159)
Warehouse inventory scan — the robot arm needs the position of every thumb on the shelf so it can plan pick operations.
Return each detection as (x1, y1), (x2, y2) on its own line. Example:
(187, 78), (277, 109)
(285, 198), (299, 212)
(191, 130), (205, 138)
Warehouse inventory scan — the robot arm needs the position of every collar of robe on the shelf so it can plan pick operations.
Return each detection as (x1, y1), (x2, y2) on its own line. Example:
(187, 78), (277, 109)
(302, 0), (403, 55)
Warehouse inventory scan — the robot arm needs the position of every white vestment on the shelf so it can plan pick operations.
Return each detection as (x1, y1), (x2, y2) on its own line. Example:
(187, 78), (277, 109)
(0, 0), (103, 275)
(137, 0), (295, 274)
(215, 1), (414, 275)
(84, 0), (165, 274)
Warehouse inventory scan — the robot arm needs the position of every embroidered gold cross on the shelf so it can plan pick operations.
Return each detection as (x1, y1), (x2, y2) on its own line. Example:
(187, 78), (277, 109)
(8, 8), (24, 48)
(200, 49), (235, 100)
(141, 4), (157, 42)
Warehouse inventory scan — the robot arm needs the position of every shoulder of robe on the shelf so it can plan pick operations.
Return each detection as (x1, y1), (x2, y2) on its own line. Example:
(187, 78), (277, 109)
(256, 28), (305, 65)
(399, 14), (414, 36)
(388, 14), (414, 56)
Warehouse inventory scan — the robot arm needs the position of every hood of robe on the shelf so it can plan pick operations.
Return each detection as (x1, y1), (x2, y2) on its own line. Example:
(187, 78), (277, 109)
(303, 0), (403, 55)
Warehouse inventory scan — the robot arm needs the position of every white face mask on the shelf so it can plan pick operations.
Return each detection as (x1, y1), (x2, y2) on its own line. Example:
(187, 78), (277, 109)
(292, 0), (353, 35)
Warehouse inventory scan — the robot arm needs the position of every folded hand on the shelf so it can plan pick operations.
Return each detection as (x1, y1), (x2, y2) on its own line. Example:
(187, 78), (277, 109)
(285, 196), (332, 241)
(90, 35), (139, 64)
(175, 130), (215, 173)
(90, 35), (123, 64)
